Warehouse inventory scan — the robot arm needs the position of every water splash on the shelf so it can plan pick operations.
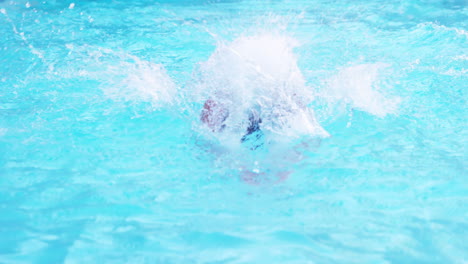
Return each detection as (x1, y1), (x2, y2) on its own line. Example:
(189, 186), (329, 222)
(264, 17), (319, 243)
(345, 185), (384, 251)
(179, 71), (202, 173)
(1, 7), (45, 61)
(59, 46), (177, 108)
(104, 54), (176, 106)
(190, 33), (328, 142)
(325, 63), (401, 118)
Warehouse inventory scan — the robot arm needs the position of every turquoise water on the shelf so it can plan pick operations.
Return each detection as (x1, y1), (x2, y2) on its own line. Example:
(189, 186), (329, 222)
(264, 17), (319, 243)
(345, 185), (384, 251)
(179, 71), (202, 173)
(1, 0), (467, 263)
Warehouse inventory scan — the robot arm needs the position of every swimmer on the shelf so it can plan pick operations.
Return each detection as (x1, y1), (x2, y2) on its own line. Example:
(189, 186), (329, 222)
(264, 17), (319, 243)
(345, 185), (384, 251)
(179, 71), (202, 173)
(201, 99), (263, 149)
(201, 99), (292, 184)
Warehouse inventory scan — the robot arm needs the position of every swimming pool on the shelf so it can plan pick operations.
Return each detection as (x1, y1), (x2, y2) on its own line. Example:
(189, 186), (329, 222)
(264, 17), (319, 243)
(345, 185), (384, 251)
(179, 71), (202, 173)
(1, 0), (467, 263)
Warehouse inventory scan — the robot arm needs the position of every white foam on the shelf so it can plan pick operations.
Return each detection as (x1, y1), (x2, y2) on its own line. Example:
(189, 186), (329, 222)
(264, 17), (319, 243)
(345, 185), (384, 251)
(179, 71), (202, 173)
(68, 47), (177, 107)
(113, 55), (176, 106)
(191, 33), (328, 140)
(326, 63), (400, 117)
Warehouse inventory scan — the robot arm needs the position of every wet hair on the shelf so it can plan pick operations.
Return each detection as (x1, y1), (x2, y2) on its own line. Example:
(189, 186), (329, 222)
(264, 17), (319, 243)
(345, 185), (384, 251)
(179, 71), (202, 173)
(241, 111), (263, 150)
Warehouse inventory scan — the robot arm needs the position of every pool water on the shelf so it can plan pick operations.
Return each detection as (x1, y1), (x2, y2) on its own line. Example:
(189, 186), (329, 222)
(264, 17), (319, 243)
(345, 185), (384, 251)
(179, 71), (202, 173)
(1, 0), (467, 263)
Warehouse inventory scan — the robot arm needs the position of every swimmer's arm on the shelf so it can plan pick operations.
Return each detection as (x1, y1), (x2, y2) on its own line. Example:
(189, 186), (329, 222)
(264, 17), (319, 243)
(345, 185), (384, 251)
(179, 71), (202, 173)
(200, 99), (228, 132)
